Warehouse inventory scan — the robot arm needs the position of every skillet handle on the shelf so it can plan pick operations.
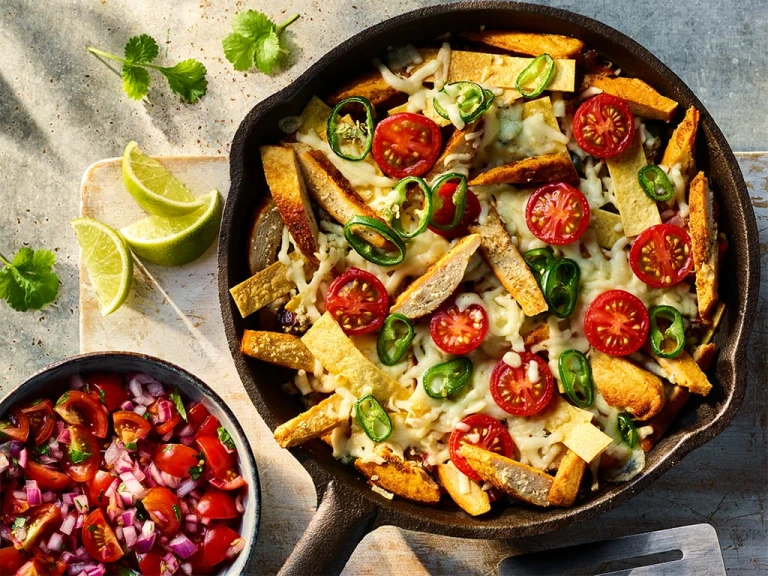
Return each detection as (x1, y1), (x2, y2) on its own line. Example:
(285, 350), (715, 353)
(278, 479), (379, 576)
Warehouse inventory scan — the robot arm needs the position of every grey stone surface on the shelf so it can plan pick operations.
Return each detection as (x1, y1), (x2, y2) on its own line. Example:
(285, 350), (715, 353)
(0, 0), (766, 574)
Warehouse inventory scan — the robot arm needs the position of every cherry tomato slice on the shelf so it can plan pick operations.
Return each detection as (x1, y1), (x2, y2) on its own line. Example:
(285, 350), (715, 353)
(430, 299), (489, 355)
(428, 183), (481, 239)
(62, 425), (100, 483)
(137, 551), (166, 576)
(525, 182), (591, 245)
(448, 414), (515, 481)
(490, 352), (554, 416)
(142, 487), (181, 538)
(0, 407), (29, 443)
(87, 470), (117, 509)
(324, 267), (389, 336)
(629, 224), (693, 288)
(25, 462), (73, 492)
(188, 402), (212, 431)
(584, 289), (650, 356)
(54, 390), (108, 438)
(20, 400), (55, 445)
(209, 470), (247, 491)
(3, 482), (29, 519)
(196, 436), (235, 478)
(85, 373), (128, 412)
(573, 94), (635, 158)
(0, 546), (26, 575)
(113, 411), (152, 445)
(203, 524), (244, 567)
(31, 550), (66, 576)
(20, 503), (61, 551)
(194, 414), (221, 440)
(154, 444), (200, 478)
(372, 113), (442, 178)
(82, 509), (123, 563)
(148, 397), (180, 436)
(195, 488), (239, 520)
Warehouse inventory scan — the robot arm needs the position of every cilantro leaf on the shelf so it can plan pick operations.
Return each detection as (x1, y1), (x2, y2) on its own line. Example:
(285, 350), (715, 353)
(122, 65), (151, 100)
(0, 247), (59, 312)
(12, 517), (26, 530)
(69, 449), (92, 464)
(222, 11), (299, 74)
(189, 463), (204, 480)
(170, 386), (188, 422)
(158, 59), (208, 104)
(173, 504), (181, 521)
(217, 426), (235, 451)
(124, 34), (159, 64)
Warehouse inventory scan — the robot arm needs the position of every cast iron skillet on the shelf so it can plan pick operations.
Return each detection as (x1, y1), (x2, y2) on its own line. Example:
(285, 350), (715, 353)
(218, 2), (760, 574)
(0, 353), (261, 576)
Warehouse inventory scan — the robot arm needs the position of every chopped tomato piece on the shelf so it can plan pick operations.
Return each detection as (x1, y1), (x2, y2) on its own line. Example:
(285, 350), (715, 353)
(449, 414), (515, 481)
(137, 551), (165, 576)
(85, 373), (128, 412)
(87, 470), (117, 509)
(20, 400), (55, 445)
(154, 444), (200, 479)
(573, 93), (635, 158)
(61, 425), (100, 483)
(203, 524), (244, 567)
(0, 407), (29, 443)
(195, 487), (239, 520)
(0, 546), (26, 575)
(209, 470), (247, 491)
(584, 290), (650, 356)
(113, 411), (152, 445)
(141, 487), (181, 538)
(194, 414), (221, 440)
(148, 397), (180, 436)
(82, 509), (123, 563)
(371, 113), (442, 178)
(54, 390), (108, 438)
(188, 402), (212, 432)
(24, 462), (73, 492)
(20, 504), (61, 551)
(324, 267), (389, 336)
(490, 352), (554, 416)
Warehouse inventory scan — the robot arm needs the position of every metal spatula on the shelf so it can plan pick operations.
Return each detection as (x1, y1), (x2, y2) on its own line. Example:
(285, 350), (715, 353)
(498, 524), (725, 575)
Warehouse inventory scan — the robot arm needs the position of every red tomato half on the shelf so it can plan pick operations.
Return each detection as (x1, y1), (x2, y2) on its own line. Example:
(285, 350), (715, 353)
(25, 462), (73, 492)
(113, 411), (152, 445)
(54, 390), (108, 438)
(82, 509), (123, 563)
(449, 415), (515, 480)
(194, 415), (221, 440)
(0, 407), (29, 443)
(196, 436), (235, 478)
(629, 224), (693, 288)
(62, 425), (100, 483)
(141, 487), (181, 538)
(525, 182), (591, 245)
(573, 94), (635, 158)
(188, 402), (211, 431)
(209, 470), (247, 491)
(195, 488), (239, 520)
(324, 267), (389, 336)
(87, 470), (117, 509)
(490, 352), (554, 416)
(85, 373), (128, 412)
(203, 524), (243, 567)
(430, 299), (489, 355)
(20, 400), (55, 445)
(30, 551), (66, 576)
(154, 444), (200, 478)
(584, 290), (650, 356)
(0, 546), (26, 575)
(137, 551), (165, 576)
(20, 503), (61, 551)
(148, 398), (180, 436)
(372, 113), (442, 178)
(427, 183), (481, 239)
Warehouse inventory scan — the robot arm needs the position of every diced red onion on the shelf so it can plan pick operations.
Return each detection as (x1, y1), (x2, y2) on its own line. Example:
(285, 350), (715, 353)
(57, 428), (71, 444)
(127, 377), (144, 398)
(176, 478), (198, 498)
(47, 531), (64, 551)
(189, 488), (203, 500)
(49, 445), (64, 460)
(60, 551), (75, 563)
(185, 522), (197, 534)
(62, 492), (77, 505)
(161, 472), (181, 489)
(168, 533), (198, 559)
(18, 448), (28, 469)
(133, 405), (148, 417)
(161, 431), (173, 442)
(69, 374), (85, 389)
(134, 394), (155, 407)
(74, 546), (90, 560)
(146, 380), (165, 397)
(39, 541), (50, 554)
(38, 455), (58, 465)
(123, 525), (137, 549)
(179, 435), (195, 447)
(67, 563), (87, 576)
(9, 441), (22, 458)
(84, 564), (106, 576)
(154, 510), (167, 523)
(25, 479), (41, 505)
(120, 508), (137, 527)
(153, 399), (174, 423)
(132, 462), (146, 483)
(42, 490), (56, 503)
(0, 452), (9, 474)
(104, 442), (123, 466)
(120, 471), (146, 498)
(142, 519), (156, 537)
(12, 490), (27, 501)
(148, 463), (165, 486)
(227, 537), (246, 558)
(59, 502), (70, 516)
(119, 490), (135, 507)
(104, 478), (120, 499)
(73, 494), (89, 513)
(181, 562), (192, 575)
(60, 513), (76, 535)
(119, 400), (134, 411)
(115, 526), (123, 541)
(200, 516), (211, 526)
(75, 514), (84, 529)
(134, 532), (156, 554)
(162, 552), (180, 573)
(177, 424), (194, 437)
(236, 493), (245, 513)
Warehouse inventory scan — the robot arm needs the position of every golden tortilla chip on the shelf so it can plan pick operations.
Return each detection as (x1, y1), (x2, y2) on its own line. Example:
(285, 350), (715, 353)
(298, 96), (333, 139)
(241, 330), (316, 372)
(461, 30), (586, 60)
(387, 100), (451, 127)
(229, 260), (294, 318)
(541, 396), (612, 463)
(583, 75), (678, 121)
(274, 394), (347, 448)
(591, 208), (625, 249)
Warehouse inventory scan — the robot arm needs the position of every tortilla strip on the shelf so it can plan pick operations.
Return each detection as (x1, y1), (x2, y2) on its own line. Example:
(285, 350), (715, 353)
(460, 444), (553, 507)
(388, 100), (452, 127)
(583, 74), (678, 121)
(606, 133), (661, 237)
(640, 385), (691, 452)
(547, 449), (587, 507)
(661, 106), (701, 182)
(523, 323), (550, 348)
(241, 330), (316, 372)
(653, 350), (713, 396)
(436, 461), (491, 516)
(590, 351), (665, 420)
(469, 153), (577, 186)
(541, 396), (612, 463)
(591, 208), (625, 249)
(426, 119), (483, 181)
(461, 30), (586, 60)
(273, 394), (346, 448)
(326, 70), (398, 106)
(260, 145), (319, 264)
(390, 234), (481, 319)
(355, 446), (441, 504)
(302, 312), (406, 402)
(230, 260), (295, 318)
(688, 172), (720, 324)
(470, 206), (548, 316)
(298, 96), (333, 139)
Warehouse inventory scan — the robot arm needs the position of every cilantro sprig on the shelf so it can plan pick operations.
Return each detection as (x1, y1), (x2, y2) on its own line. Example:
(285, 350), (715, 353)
(0, 248), (59, 312)
(170, 387), (188, 422)
(223, 11), (299, 74)
(87, 34), (207, 104)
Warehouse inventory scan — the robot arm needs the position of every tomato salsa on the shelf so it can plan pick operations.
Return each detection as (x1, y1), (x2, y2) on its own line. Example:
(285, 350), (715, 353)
(0, 372), (247, 576)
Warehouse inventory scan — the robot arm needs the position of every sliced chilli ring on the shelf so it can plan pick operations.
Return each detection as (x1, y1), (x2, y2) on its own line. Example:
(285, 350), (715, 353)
(326, 96), (375, 161)
(428, 173), (468, 232)
(343, 216), (406, 267)
(390, 176), (433, 239)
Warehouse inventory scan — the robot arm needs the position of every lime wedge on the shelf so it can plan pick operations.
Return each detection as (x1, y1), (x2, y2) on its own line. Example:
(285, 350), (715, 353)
(71, 217), (134, 316)
(120, 190), (222, 266)
(122, 141), (204, 216)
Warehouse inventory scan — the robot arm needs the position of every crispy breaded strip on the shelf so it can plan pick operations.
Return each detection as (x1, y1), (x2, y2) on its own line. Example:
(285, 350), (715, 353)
(590, 351), (665, 420)
(426, 119), (482, 181)
(653, 350), (713, 396)
(302, 312), (406, 402)
(230, 260), (295, 318)
(436, 461), (491, 516)
(661, 106), (701, 182)
(524, 323), (550, 348)
(298, 96), (333, 139)
(260, 145), (319, 264)
(547, 450), (586, 507)
(460, 444), (553, 507)
(541, 396), (612, 463)
(701, 302), (726, 345)
(470, 206), (548, 316)
(583, 75), (679, 121)
(688, 172), (720, 323)
(273, 394), (346, 448)
(692, 342), (717, 371)
(469, 153), (577, 186)
(606, 133), (661, 237)
(591, 208), (625, 249)
(241, 330), (315, 372)
(248, 197), (283, 275)
(640, 385), (691, 452)
(461, 30), (586, 60)
(355, 447), (441, 504)
(326, 70), (399, 106)
(390, 234), (481, 319)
